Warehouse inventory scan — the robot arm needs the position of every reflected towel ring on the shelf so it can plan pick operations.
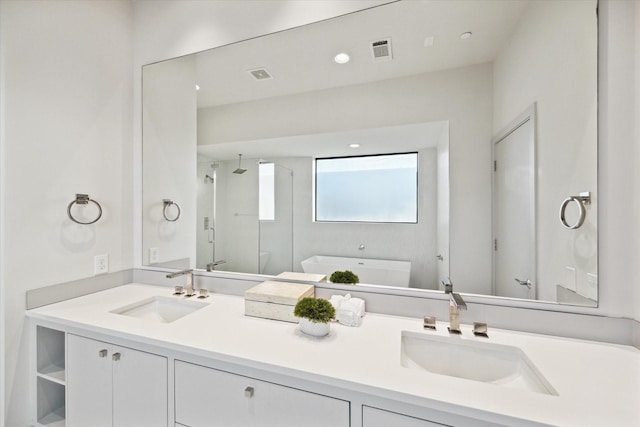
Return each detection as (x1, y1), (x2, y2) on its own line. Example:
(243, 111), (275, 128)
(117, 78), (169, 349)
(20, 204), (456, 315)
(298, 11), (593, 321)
(67, 194), (102, 225)
(559, 192), (591, 229)
(163, 199), (181, 222)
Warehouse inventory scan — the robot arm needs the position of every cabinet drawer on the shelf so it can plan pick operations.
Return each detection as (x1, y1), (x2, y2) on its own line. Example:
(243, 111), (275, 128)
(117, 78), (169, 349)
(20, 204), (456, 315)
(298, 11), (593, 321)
(175, 360), (349, 427)
(363, 406), (452, 427)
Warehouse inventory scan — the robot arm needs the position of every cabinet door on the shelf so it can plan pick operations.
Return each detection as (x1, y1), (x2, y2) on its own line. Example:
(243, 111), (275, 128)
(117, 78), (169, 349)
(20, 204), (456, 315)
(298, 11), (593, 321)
(175, 360), (349, 427)
(112, 345), (168, 427)
(363, 406), (452, 427)
(67, 334), (113, 427)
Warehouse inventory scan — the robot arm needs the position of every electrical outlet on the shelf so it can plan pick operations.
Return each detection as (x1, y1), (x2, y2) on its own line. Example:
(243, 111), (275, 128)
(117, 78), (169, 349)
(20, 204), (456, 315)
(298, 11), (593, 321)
(586, 273), (598, 300)
(149, 247), (160, 264)
(94, 254), (109, 275)
(564, 266), (576, 291)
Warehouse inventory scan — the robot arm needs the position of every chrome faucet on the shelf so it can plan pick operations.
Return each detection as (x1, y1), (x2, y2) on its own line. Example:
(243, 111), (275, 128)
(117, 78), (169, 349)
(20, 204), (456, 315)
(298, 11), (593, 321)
(442, 277), (467, 334)
(206, 260), (227, 272)
(166, 269), (195, 297)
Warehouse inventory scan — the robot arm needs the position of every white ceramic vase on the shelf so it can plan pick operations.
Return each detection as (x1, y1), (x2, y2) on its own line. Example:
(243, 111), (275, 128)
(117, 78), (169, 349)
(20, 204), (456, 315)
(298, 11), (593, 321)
(299, 318), (330, 337)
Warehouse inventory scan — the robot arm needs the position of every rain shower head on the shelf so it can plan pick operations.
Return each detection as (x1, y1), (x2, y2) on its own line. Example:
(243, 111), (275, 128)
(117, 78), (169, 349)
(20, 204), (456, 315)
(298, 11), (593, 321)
(233, 154), (247, 174)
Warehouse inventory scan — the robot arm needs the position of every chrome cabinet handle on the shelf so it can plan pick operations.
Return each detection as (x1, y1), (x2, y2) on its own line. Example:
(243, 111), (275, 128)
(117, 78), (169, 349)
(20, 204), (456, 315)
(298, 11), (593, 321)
(244, 386), (254, 398)
(98, 349), (108, 358)
(112, 352), (121, 362)
(515, 278), (532, 289)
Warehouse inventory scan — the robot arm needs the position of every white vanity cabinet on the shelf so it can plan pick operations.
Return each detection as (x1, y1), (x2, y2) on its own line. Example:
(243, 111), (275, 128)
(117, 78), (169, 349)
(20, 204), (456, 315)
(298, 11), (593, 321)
(363, 406), (452, 427)
(174, 360), (350, 427)
(66, 334), (168, 427)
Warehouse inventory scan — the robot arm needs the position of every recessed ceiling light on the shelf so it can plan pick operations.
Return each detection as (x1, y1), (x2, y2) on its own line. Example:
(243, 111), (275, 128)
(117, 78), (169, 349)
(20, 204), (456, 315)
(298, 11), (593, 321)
(334, 53), (350, 64)
(349, 143), (360, 148)
(195, 84), (200, 91)
(460, 32), (472, 40)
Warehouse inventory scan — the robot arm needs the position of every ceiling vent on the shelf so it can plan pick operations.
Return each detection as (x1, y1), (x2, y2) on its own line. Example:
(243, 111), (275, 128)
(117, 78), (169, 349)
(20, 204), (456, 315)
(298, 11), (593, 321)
(248, 68), (273, 81)
(370, 38), (393, 62)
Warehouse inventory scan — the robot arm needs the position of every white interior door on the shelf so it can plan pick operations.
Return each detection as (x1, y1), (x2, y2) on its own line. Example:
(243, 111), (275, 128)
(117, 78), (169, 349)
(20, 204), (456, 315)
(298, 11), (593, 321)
(494, 114), (535, 299)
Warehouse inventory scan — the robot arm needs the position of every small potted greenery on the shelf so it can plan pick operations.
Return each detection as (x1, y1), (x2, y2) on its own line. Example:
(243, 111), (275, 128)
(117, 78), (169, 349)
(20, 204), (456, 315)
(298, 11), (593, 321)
(294, 297), (336, 337)
(330, 270), (360, 285)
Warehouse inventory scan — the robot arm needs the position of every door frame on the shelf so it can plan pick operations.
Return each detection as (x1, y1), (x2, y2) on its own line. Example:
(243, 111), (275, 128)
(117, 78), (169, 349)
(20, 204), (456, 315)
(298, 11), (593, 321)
(491, 104), (537, 299)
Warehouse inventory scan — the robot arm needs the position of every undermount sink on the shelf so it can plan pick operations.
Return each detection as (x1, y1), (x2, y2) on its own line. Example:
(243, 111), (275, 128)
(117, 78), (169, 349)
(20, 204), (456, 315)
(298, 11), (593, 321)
(110, 296), (208, 323)
(401, 331), (557, 395)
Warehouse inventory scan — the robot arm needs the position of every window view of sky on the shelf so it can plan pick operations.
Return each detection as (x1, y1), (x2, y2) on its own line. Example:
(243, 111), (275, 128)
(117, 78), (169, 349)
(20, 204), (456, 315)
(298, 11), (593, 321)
(316, 153), (418, 223)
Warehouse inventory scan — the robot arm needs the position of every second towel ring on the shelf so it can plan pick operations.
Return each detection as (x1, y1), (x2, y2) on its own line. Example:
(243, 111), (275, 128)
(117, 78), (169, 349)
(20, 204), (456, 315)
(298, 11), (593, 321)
(67, 194), (102, 225)
(163, 199), (181, 222)
(559, 192), (591, 229)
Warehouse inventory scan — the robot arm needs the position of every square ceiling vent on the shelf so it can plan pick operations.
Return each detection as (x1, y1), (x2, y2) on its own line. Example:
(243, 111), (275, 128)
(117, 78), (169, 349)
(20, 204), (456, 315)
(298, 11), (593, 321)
(248, 67), (273, 81)
(370, 38), (393, 62)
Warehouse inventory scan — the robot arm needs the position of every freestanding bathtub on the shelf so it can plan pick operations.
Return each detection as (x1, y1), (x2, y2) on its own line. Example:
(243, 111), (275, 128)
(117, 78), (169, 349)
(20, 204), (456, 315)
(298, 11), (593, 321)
(301, 255), (411, 287)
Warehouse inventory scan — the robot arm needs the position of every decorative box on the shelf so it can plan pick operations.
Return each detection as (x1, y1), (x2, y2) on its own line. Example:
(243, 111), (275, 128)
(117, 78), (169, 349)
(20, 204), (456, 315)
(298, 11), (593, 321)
(244, 281), (315, 323)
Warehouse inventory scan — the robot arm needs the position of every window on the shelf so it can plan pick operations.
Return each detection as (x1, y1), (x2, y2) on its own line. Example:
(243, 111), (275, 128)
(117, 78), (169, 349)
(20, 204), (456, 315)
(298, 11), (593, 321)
(259, 162), (275, 221)
(315, 152), (418, 223)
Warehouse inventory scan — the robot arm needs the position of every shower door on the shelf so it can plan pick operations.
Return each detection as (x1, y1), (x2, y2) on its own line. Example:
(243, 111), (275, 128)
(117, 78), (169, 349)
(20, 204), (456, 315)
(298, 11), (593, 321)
(258, 162), (293, 275)
(493, 112), (536, 300)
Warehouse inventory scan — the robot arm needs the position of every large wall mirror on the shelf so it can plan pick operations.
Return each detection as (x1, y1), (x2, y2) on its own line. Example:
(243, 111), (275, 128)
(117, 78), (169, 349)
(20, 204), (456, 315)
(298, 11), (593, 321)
(142, 0), (598, 306)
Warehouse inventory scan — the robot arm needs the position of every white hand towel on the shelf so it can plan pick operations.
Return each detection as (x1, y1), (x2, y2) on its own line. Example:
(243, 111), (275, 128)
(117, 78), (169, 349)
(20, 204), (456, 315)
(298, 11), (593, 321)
(330, 294), (365, 326)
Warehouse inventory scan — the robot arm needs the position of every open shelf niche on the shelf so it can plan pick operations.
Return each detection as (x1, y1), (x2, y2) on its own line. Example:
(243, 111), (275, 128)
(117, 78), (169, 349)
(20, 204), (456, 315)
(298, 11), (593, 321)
(36, 326), (66, 426)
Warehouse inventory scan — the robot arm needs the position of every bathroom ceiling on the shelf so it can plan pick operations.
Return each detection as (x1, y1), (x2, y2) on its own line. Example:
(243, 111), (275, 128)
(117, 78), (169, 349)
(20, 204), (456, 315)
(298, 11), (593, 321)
(194, 0), (528, 108)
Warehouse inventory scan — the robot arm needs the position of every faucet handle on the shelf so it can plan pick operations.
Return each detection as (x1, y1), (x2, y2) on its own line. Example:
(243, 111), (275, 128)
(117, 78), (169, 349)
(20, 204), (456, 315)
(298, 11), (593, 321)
(473, 322), (489, 337)
(423, 316), (437, 330)
(441, 277), (453, 293)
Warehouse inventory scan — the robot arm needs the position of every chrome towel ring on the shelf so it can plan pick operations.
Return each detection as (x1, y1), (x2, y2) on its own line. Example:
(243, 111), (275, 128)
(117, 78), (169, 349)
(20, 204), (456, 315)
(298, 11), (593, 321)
(559, 192), (591, 229)
(67, 194), (102, 225)
(163, 199), (181, 222)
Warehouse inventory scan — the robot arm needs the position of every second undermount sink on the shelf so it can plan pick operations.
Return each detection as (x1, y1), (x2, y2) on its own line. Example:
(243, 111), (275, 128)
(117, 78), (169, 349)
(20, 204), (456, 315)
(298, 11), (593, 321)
(401, 331), (557, 395)
(110, 296), (208, 323)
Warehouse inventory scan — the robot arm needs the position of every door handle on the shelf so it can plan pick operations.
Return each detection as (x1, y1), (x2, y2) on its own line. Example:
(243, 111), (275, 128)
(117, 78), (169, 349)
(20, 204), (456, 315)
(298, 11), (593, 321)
(98, 349), (108, 358)
(514, 278), (532, 289)
(112, 352), (121, 362)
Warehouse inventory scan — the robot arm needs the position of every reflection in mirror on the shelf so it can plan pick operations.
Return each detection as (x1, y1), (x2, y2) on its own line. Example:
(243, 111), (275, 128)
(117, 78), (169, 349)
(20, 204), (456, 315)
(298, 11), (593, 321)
(143, 0), (597, 306)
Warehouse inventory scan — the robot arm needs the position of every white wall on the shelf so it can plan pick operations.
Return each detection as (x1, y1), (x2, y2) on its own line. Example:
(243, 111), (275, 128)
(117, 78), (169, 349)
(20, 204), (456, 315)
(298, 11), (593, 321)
(493, 0), (598, 302)
(199, 64), (494, 294)
(634, 2), (640, 327)
(142, 56), (197, 267)
(598, 0), (637, 321)
(0, 1), (133, 424)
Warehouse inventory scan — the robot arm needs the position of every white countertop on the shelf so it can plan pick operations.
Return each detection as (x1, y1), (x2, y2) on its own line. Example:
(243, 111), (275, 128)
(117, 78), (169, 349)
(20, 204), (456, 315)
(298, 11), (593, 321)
(27, 283), (640, 427)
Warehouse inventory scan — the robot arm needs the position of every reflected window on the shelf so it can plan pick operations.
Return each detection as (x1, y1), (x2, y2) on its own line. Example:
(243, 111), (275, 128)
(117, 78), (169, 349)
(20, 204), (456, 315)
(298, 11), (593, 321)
(315, 153), (418, 223)
(259, 163), (275, 221)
